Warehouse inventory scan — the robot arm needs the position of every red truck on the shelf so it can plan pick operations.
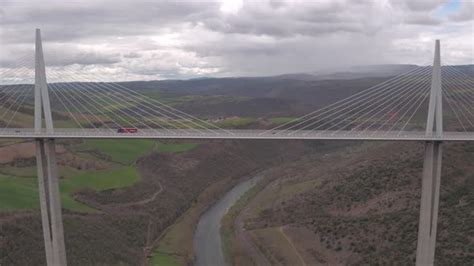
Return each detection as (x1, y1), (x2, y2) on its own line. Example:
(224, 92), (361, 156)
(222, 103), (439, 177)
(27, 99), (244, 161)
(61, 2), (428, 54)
(117, 127), (138, 133)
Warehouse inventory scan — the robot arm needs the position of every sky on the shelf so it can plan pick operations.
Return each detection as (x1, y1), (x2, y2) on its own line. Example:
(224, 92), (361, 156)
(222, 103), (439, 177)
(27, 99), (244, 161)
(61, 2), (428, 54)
(0, 0), (473, 81)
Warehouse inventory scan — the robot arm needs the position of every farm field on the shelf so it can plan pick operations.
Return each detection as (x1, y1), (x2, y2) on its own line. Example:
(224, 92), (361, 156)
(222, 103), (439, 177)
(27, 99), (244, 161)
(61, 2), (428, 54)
(0, 138), (199, 213)
(0, 165), (140, 212)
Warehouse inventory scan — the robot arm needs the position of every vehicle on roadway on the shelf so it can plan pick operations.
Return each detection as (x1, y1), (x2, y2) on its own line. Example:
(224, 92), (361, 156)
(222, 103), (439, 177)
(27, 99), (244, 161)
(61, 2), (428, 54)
(117, 127), (138, 133)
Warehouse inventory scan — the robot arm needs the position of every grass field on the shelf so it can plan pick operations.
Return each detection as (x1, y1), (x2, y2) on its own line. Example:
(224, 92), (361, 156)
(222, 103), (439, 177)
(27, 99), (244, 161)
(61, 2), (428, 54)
(80, 139), (155, 164)
(149, 252), (181, 266)
(216, 117), (257, 128)
(78, 139), (197, 164)
(0, 174), (93, 212)
(269, 117), (296, 124)
(0, 166), (140, 212)
(60, 166), (140, 193)
(0, 174), (39, 210)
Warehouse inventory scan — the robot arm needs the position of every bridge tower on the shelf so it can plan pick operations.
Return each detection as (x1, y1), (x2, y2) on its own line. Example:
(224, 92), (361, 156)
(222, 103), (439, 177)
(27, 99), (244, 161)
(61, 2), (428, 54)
(34, 29), (68, 266)
(416, 40), (443, 265)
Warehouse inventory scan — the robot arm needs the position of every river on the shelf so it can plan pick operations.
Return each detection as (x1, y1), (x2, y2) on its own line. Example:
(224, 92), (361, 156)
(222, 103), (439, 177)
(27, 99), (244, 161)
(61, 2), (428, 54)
(193, 176), (262, 266)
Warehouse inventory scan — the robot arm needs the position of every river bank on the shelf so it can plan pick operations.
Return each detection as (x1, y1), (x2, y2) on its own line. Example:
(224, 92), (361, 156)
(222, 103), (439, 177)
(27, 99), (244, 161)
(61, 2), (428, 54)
(194, 176), (262, 266)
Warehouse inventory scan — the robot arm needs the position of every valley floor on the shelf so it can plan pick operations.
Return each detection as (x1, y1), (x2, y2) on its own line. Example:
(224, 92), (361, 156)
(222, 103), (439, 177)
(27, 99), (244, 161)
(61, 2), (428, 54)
(1, 138), (473, 265)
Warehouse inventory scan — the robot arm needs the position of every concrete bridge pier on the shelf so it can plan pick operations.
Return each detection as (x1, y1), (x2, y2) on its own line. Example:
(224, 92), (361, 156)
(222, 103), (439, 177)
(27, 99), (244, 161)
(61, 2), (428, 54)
(416, 141), (442, 265)
(35, 138), (67, 266)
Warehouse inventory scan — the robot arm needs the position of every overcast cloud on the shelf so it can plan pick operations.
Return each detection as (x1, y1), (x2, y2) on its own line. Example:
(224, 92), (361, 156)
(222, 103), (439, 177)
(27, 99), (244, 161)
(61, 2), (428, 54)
(0, 0), (473, 81)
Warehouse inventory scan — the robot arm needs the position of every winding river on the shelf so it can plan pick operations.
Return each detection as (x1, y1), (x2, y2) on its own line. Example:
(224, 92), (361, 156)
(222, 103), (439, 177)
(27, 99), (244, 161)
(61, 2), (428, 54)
(194, 176), (261, 266)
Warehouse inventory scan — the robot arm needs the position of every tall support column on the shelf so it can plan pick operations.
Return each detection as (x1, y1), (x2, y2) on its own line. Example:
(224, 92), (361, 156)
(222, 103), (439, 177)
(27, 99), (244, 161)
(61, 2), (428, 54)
(416, 40), (443, 266)
(35, 139), (53, 265)
(35, 139), (67, 265)
(416, 141), (442, 265)
(34, 28), (68, 266)
(45, 139), (67, 266)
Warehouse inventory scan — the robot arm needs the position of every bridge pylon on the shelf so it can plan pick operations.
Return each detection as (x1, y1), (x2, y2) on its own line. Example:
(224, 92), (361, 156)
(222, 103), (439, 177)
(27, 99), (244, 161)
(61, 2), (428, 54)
(416, 40), (443, 265)
(34, 29), (68, 266)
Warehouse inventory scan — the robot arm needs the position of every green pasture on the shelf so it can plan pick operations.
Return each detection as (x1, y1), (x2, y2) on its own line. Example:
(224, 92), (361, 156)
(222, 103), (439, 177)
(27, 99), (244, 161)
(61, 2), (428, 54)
(77, 139), (198, 164)
(78, 139), (155, 164)
(149, 252), (181, 266)
(216, 117), (257, 128)
(0, 165), (140, 212)
(269, 117), (296, 124)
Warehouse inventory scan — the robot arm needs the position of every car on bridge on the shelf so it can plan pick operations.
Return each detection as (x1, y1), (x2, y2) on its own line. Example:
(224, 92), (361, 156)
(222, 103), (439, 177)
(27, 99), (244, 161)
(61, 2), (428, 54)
(117, 127), (138, 133)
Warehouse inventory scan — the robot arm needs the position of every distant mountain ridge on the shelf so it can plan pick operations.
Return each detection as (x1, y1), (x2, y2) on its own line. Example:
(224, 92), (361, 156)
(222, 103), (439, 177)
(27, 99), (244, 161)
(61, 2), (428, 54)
(112, 64), (472, 118)
(154, 64), (473, 83)
(270, 64), (420, 81)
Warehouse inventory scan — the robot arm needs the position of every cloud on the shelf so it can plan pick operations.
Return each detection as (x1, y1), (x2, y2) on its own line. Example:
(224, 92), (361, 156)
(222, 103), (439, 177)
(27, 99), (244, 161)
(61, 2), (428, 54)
(123, 52), (141, 59)
(448, 1), (474, 21)
(0, 0), (472, 82)
(46, 51), (121, 66)
(403, 14), (442, 25)
(201, 1), (373, 37)
(392, 0), (449, 12)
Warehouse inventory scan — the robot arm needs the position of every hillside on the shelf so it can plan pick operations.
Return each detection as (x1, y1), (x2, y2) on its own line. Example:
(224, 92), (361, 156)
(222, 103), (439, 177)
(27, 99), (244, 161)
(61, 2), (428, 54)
(228, 141), (474, 265)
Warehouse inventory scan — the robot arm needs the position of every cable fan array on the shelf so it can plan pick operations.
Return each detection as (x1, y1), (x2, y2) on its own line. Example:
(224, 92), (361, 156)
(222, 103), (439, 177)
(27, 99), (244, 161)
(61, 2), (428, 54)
(441, 66), (474, 132)
(45, 68), (230, 136)
(267, 66), (434, 136)
(0, 53), (35, 129)
(1, 51), (473, 136)
(1, 52), (230, 135)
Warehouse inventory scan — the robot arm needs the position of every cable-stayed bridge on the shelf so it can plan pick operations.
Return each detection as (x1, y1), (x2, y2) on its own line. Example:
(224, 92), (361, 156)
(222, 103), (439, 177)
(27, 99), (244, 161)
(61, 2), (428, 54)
(1, 30), (473, 266)
(2, 61), (474, 141)
(1, 129), (474, 141)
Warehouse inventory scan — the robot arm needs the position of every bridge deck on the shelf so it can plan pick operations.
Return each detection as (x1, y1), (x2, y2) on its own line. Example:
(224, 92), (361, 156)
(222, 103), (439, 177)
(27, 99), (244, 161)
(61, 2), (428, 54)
(0, 128), (473, 141)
